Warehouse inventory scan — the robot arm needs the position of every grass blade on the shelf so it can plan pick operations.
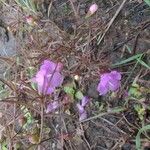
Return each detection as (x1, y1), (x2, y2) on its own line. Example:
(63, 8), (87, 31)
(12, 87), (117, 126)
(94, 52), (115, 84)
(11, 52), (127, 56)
(137, 58), (150, 69)
(144, 0), (150, 6)
(136, 125), (150, 150)
(112, 53), (143, 67)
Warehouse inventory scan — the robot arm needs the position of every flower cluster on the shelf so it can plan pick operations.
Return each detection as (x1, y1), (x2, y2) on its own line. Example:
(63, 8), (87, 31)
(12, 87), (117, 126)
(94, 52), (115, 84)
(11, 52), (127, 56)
(77, 96), (89, 121)
(97, 71), (121, 95)
(33, 60), (64, 95)
(32, 59), (122, 121)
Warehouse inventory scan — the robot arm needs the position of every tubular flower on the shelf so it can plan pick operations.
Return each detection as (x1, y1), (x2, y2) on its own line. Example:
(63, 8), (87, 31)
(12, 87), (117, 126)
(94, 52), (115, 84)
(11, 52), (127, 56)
(97, 71), (121, 95)
(33, 60), (64, 95)
(77, 96), (89, 121)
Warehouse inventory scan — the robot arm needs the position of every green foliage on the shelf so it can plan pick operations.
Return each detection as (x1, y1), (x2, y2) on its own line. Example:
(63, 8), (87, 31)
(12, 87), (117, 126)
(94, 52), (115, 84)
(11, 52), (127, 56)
(64, 86), (75, 96)
(27, 67), (36, 90)
(128, 83), (142, 98)
(21, 106), (33, 129)
(112, 53), (150, 69)
(144, 0), (150, 6)
(109, 107), (125, 113)
(63, 82), (84, 100)
(62, 3), (71, 15)
(112, 53), (143, 67)
(0, 82), (9, 99)
(15, 0), (37, 14)
(124, 44), (132, 53)
(75, 90), (84, 100)
(134, 104), (145, 121)
(136, 125), (150, 150)
(1, 141), (7, 150)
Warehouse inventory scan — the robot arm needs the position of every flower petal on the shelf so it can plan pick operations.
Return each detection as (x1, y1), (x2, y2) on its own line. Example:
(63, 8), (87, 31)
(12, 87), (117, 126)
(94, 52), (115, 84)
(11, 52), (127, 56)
(97, 84), (109, 95)
(81, 96), (89, 107)
(40, 60), (63, 73)
(79, 111), (87, 121)
(77, 103), (84, 114)
(49, 72), (64, 87)
(109, 79), (120, 91)
(110, 71), (121, 80)
(46, 101), (59, 113)
(97, 70), (121, 95)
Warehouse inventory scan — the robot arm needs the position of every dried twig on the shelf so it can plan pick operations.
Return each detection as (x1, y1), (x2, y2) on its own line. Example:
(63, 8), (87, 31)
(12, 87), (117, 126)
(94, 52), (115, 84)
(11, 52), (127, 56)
(97, 0), (127, 45)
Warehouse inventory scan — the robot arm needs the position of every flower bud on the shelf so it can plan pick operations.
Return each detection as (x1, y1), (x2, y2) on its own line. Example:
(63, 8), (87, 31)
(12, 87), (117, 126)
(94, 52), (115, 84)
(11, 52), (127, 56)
(86, 3), (98, 18)
(89, 4), (98, 14)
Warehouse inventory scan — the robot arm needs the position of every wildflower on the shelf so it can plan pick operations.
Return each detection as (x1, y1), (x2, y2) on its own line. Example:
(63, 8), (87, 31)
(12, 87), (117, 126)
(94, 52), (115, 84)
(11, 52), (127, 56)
(33, 60), (64, 95)
(97, 71), (121, 95)
(86, 3), (98, 18)
(77, 96), (89, 121)
(46, 101), (59, 113)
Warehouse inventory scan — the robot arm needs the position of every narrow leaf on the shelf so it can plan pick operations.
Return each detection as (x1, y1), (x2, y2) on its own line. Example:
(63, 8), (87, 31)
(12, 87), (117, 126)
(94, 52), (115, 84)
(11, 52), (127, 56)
(137, 58), (150, 69)
(144, 0), (150, 6)
(112, 53), (143, 67)
(136, 125), (150, 150)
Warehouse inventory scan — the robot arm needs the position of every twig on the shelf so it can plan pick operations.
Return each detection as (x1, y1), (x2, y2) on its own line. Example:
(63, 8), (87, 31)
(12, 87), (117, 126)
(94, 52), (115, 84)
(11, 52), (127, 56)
(68, 0), (79, 20)
(0, 100), (40, 114)
(80, 109), (124, 123)
(47, 1), (53, 18)
(80, 124), (92, 150)
(97, 0), (127, 45)
(38, 102), (44, 150)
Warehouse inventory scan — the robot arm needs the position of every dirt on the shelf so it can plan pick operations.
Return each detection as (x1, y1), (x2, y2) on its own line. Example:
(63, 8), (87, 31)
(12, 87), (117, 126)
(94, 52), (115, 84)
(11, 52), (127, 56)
(0, 0), (150, 150)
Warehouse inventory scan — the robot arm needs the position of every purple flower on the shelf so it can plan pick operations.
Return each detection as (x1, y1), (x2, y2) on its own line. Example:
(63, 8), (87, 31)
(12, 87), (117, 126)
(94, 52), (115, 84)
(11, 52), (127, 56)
(46, 101), (59, 113)
(77, 96), (89, 121)
(81, 96), (89, 107)
(97, 71), (121, 95)
(79, 111), (87, 121)
(33, 60), (64, 95)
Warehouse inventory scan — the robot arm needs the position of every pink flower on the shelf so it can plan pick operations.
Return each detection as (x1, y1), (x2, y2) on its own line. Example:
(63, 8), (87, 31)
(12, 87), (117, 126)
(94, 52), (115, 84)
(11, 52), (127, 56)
(89, 3), (98, 15)
(97, 71), (121, 95)
(33, 60), (64, 95)
(77, 96), (89, 121)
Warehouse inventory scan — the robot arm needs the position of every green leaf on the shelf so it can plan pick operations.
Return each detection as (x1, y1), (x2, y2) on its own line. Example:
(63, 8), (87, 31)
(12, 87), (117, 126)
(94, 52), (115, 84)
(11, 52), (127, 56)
(125, 44), (132, 53)
(112, 53), (143, 67)
(129, 83), (142, 98)
(75, 91), (84, 100)
(109, 107), (125, 113)
(136, 125), (150, 150)
(134, 104), (145, 121)
(27, 67), (37, 90)
(21, 106), (33, 128)
(2, 141), (7, 150)
(64, 86), (75, 96)
(144, 0), (150, 6)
